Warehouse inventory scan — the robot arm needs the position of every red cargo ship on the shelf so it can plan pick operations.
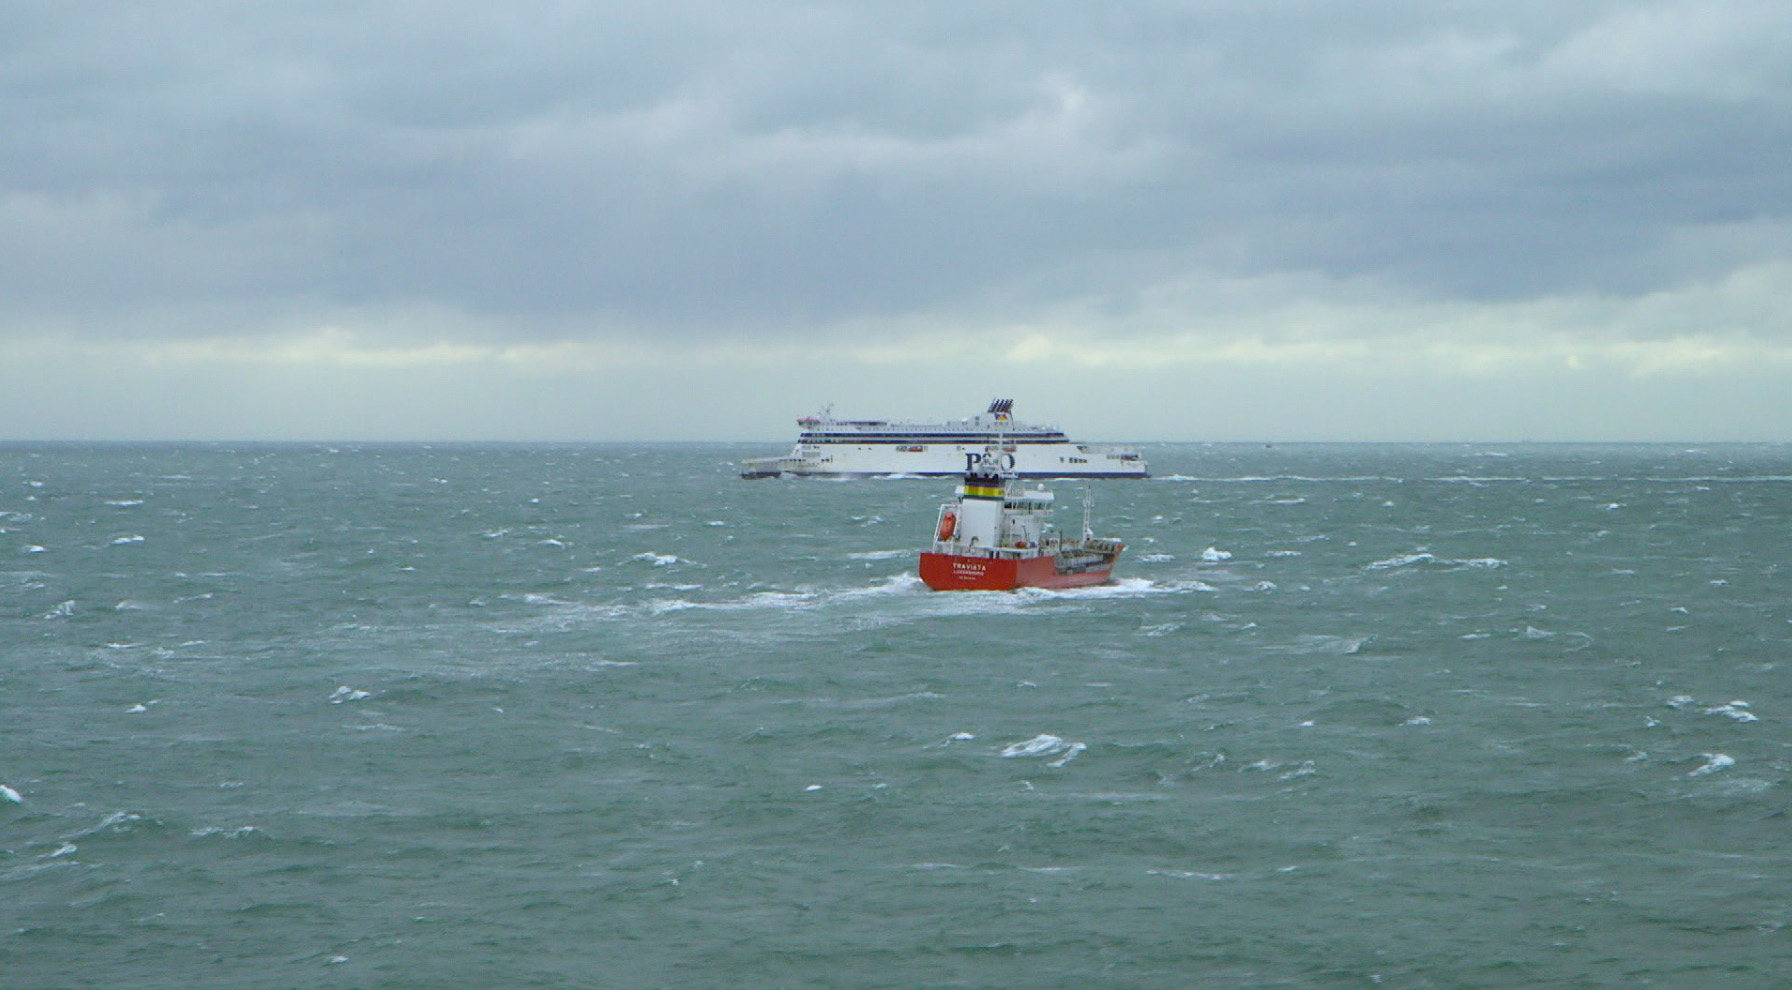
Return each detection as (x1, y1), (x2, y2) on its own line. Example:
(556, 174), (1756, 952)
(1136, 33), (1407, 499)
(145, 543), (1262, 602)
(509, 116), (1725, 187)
(918, 466), (1124, 591)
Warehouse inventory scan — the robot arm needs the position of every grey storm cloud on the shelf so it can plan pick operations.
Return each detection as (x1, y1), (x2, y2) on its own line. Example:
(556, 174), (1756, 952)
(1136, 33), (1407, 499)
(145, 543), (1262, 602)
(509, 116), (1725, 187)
(5, 0), (1792, 340)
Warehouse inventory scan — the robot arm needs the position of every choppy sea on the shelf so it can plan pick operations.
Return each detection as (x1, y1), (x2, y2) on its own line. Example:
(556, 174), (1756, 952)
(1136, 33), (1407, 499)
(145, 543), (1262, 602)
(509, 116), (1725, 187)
(3, 442), (1789, 988)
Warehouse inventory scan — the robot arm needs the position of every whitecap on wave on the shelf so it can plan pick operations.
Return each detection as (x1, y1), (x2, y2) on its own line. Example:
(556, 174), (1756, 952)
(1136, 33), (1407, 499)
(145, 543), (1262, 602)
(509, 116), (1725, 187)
(834, 572), (926, 599)
(642, 573), (926, 617)
(1702, 700), (1759, 723)
(1000, 734), (1087, 767)
(1689, 753), (1735, 777)
(62, 811), (142, 840)
(845, 549), (911, 561)
(1146, 869), (1235, 881)
(1368, 552), (1435, 570)
(1367, 551), (1506, 572)
(1012, 576), (1211, 601)
(190, 825), (260, 839)
(1276, 634), (1370, 655)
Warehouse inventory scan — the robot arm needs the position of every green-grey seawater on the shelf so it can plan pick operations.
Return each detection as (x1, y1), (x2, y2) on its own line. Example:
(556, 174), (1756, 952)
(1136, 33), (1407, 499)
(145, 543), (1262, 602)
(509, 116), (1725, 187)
(3, 443), (1789, 988)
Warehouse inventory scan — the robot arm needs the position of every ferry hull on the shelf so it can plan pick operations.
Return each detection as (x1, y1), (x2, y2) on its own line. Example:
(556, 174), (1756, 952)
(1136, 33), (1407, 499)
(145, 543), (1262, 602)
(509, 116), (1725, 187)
(919, 551), (1118, 591)
(740, 447), (1147, 480)
(746, 468), (1144, 480)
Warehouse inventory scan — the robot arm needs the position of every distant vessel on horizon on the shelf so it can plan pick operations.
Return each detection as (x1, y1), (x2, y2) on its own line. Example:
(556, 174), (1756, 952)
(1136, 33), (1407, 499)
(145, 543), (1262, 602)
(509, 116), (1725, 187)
(738, 400), (1148, 479)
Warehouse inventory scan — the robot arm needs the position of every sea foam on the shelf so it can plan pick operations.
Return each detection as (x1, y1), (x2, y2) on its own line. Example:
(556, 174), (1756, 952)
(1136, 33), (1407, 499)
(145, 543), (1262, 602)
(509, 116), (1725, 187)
(1001, 735), (1087, 766)
(1689, 753), (1735, 777)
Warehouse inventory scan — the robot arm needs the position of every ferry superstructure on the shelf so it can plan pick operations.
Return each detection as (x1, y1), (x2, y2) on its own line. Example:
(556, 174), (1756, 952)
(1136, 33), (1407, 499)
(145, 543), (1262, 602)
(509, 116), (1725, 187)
(738, 400), (1148, 479)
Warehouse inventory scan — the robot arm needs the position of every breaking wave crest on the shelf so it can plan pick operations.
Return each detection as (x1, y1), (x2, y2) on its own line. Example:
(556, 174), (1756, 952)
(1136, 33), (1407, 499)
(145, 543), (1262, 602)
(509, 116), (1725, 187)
(1366, 552), (1506, 572)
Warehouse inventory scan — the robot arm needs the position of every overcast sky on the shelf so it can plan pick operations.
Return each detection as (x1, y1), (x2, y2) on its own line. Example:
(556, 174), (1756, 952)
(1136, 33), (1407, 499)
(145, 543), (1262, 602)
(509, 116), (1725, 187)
(3, 1), (1789, 441)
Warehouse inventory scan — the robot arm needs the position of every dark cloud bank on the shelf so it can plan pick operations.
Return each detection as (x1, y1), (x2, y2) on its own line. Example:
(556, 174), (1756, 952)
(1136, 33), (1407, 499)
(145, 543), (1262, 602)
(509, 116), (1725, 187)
(3, 2), (1790, 442)
(5, 1), (1789, 339)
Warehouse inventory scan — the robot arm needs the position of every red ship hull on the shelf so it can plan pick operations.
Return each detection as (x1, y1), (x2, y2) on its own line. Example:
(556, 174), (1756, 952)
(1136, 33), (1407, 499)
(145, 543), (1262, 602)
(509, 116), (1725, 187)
(919, 551), (1118, 591)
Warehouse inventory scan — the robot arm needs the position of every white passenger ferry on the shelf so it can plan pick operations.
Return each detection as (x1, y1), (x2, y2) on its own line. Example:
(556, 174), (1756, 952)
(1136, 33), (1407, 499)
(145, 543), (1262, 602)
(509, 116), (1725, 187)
(738, 400), (1149, 479)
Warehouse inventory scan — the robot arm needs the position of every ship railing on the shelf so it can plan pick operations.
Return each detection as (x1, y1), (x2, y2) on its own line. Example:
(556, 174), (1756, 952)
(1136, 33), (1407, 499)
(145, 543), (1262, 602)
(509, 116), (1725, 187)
(931, 543), (1034, 559)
